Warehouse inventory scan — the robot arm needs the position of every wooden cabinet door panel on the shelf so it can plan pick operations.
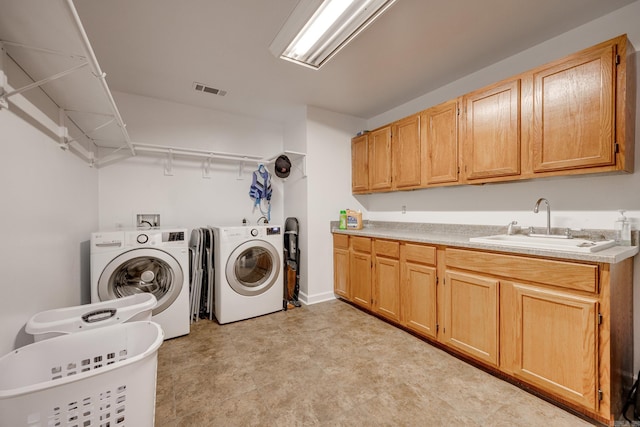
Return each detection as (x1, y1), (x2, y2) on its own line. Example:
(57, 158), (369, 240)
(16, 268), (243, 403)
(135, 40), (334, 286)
(350, 252), (372, 309)
(333, 247), (350, 299)
(351, 134), (369, 192)
(369, 126), (392, 191)
(374, 257), (400, 322)
(393, 115), (421, 189)
(422, 100), (459, 185)
(513, 284), (598, 410)
(402, 262), (437, 339)
(532, 44), (616, 172)
(463, 79), (521, 180)
(444, 271), (499, 366)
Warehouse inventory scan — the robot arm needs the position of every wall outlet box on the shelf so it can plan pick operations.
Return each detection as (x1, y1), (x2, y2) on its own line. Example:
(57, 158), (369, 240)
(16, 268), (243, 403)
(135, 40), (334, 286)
(136, 214), (160, 228)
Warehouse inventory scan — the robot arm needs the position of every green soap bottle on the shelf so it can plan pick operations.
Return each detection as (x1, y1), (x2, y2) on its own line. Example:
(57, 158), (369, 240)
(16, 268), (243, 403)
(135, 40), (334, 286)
(339, 210), (347, 229)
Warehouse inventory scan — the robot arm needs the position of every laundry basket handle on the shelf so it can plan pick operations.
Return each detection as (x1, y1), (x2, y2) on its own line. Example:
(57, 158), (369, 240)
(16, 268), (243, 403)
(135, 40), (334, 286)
(81, 308), (117, 323)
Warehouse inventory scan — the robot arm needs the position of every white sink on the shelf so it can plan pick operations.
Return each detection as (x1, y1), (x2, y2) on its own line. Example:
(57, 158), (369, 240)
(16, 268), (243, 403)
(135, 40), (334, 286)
(469, 234), (617, 253)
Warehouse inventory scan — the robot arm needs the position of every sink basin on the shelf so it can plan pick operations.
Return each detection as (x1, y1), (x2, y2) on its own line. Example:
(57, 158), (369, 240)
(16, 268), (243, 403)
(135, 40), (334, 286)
(469, 234), (617, 253)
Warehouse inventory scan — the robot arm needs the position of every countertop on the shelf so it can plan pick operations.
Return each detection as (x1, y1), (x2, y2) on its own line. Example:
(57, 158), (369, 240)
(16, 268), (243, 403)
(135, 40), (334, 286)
(331, 221), (639, 264)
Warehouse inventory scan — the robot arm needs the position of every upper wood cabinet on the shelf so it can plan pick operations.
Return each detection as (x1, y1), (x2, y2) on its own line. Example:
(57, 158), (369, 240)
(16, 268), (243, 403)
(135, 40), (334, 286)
(351, 35), (634, 194)
(420, 99), (459, 185)
(368, 126), (393, 191)
(351, 134), (369, 194)
(461, 78), (521, 182)
(531, 36), (624, 173)
(392, 114), (422, 189)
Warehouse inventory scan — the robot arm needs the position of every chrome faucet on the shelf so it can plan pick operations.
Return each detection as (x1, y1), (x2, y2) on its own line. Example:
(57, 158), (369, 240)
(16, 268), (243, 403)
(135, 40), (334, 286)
(533, 198), (551, 235)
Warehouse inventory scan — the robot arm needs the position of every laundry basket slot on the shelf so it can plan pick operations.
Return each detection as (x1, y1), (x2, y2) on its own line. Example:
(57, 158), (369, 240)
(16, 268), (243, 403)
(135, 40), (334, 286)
(0, 321), (163, 427)
(26, 293), (157, 341)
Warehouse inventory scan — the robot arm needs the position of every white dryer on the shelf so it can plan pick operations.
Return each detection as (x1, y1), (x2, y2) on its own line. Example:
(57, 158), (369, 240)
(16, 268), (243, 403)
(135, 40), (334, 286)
(90, 228), (190, 339)
(212, 225), (283, 324)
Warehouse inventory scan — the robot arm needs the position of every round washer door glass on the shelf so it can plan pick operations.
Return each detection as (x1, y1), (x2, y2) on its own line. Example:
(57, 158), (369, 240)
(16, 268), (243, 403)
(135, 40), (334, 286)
(98, 248), (183, 315)
(226, 240), (280, 296)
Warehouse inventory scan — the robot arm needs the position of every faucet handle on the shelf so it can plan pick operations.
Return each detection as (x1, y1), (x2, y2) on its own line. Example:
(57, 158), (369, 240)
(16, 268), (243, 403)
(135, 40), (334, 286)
(507, 220), (518, 235)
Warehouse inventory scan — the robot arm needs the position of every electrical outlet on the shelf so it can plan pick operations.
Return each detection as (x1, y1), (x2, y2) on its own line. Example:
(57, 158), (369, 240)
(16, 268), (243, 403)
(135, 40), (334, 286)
(401, 205), (406, 214)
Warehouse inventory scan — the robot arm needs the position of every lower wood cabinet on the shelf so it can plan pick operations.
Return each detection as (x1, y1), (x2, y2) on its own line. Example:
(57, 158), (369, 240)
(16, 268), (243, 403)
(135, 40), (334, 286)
(332, 233), (633, 424)
(349, 236), (372, 309)
(508, 282), (598, 410)
(332, 234), (350, 299)
(442, 270), (499, 367)
(373, 240), (401, 322)
(400, 243), (437, 339)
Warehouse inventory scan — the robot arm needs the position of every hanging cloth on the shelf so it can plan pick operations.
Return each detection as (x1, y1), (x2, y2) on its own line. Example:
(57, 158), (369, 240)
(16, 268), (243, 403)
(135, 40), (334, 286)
(249, 164), (272, 221)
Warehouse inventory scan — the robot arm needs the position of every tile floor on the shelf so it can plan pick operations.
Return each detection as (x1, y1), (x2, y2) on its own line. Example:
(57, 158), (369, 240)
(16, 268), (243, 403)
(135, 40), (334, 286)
(154, 300), (598, 426)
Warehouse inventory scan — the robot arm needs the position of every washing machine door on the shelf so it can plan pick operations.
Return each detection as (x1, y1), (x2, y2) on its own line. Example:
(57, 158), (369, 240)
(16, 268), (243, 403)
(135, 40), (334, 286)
(97, 248), (183, 315)
(225, 240), (280, 296)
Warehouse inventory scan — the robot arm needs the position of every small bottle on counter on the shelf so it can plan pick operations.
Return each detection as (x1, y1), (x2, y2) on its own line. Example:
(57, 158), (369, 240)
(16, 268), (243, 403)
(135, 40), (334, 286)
(339, 210), (347, 229)
(614, 210), (631, 246)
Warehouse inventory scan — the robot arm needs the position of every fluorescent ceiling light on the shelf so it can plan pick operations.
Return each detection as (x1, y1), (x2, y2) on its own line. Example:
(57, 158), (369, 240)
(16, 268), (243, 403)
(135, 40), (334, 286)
(270, 0), (397, 70)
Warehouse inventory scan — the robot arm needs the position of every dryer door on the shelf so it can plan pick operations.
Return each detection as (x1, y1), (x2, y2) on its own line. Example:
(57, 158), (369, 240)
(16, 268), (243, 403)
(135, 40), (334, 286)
(225, 240), (281, 296)
(97, 248), (183, 315)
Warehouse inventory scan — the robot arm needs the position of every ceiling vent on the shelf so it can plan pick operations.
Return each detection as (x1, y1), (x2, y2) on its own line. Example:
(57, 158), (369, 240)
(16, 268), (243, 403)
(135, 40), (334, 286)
(193, 82), (227, 97)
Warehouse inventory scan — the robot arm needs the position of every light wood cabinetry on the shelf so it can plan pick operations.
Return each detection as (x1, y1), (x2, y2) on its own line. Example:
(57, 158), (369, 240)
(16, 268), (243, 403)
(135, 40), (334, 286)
(420, 99), (459, 185)
(510, 283), (598, 410)
(368, 126), (393, 191)
(351, 34), (634, 194)
(400, 243), (437, 338)
(333, 234), (350, 299)
(351, 134), (369, 193)
(392, 114), (422, 189)
(461, 78), (521, 181)
(531, 36), (630, 174)
(349, 236), (372, 309)
(332, 233), (633, 424)
(372, 240), (401, 321)
(442, 270), (499, 366)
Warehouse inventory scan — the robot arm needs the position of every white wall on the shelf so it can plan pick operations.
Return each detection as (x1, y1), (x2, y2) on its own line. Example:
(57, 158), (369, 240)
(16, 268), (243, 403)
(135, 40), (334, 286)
(304, 107), (367, 303)
(0, 59), (98, 355)
(98, 92), (286, 231)
(359, 2), (640, 373)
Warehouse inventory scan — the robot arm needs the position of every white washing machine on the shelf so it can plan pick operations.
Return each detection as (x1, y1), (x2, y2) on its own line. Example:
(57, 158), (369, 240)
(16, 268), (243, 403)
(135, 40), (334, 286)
(90, 228), (190, 339)
(212, 225), (284, 324)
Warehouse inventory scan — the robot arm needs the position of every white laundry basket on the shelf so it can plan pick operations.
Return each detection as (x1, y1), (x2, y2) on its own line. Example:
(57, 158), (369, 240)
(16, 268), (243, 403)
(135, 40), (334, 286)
(26, 294), (157, 341)
(0, 321), (164, 427)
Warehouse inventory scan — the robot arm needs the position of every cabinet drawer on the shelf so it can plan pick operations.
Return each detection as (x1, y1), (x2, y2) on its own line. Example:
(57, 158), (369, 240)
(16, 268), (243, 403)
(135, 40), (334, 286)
(401, 243), (436, 265)
(445, 248), (598, 293)
(374, 239), (399, 258)
(350, 236), (371, 253)
(333, 233), (349, 249)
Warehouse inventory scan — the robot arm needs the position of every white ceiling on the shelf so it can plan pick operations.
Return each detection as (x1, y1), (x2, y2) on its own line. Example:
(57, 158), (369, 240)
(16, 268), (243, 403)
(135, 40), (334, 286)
(67, 0), (636, 124)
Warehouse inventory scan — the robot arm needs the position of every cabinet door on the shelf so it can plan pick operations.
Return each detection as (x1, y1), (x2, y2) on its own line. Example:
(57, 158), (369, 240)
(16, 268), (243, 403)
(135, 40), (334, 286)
(462, 79), (521, 181)
(513, 284), (598, 410)
(351, 134), (369, 193)
(368, 126), (393, 191)
(402, 261), (437, 339)
(421, 99), (459, 185)
(532, 43), (616, 172)
(373, 256), (400, 322)
(350, 252), (372, 309)
(393, 114), (421, 189)
(443, 271), (499, 366)
(333, 247), (350, 299)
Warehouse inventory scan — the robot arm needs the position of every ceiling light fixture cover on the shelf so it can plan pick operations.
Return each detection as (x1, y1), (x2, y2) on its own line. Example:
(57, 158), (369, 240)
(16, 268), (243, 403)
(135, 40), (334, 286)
(269, 0), (397, 70)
